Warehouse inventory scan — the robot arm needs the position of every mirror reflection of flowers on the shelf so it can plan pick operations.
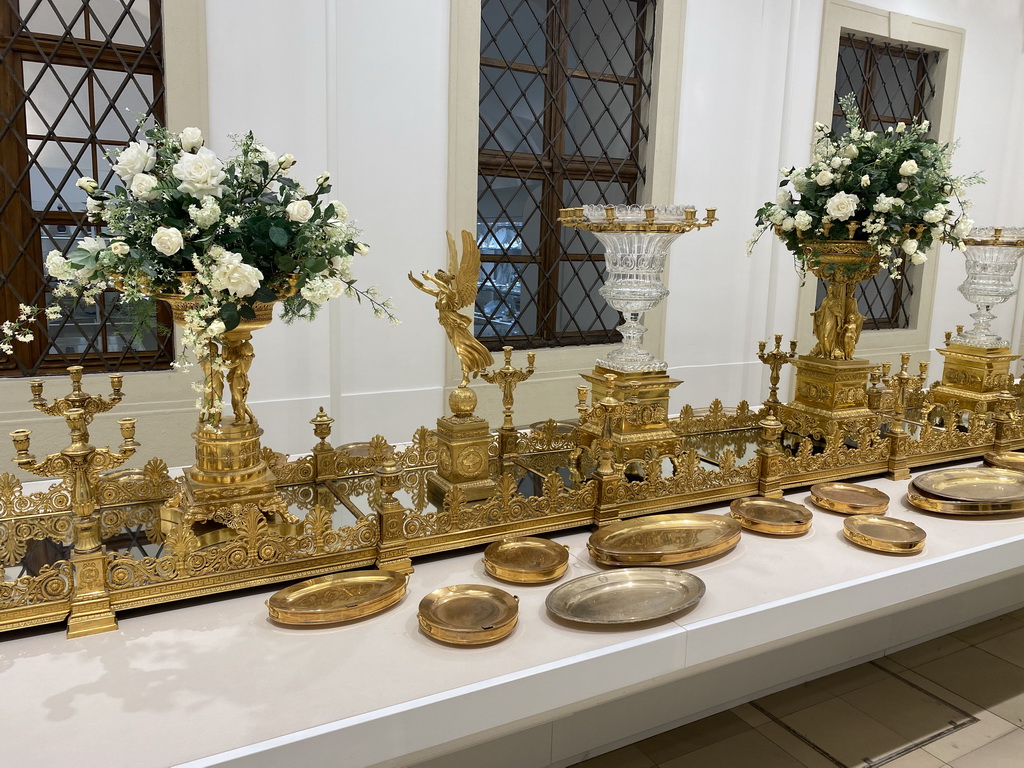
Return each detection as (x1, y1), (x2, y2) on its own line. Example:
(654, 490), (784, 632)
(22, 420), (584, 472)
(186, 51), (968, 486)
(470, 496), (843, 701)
(748, 93), (983, 278)
(6, 125), (397, 367)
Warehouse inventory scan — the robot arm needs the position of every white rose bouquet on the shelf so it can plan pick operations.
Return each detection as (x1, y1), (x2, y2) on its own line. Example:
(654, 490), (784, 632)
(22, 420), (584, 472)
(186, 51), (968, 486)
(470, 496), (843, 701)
(37, 125), (396, 367)
(748, 93), (982, 277)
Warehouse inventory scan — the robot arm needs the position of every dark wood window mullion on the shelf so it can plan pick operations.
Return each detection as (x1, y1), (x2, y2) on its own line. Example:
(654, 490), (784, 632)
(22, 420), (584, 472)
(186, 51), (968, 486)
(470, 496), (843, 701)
(537, 0), (571, 342)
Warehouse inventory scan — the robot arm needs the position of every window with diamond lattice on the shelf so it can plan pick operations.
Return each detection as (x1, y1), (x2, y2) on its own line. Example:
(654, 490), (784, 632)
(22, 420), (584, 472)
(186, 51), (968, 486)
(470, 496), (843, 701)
(824, 32), (940, 331)
(0, 0), (171, 376)
(476, 0), (655, 349)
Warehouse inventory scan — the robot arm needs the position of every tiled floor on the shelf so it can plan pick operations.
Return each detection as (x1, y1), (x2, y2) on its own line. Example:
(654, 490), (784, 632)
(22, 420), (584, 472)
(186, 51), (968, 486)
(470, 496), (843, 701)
(573, 607), (1024, 768)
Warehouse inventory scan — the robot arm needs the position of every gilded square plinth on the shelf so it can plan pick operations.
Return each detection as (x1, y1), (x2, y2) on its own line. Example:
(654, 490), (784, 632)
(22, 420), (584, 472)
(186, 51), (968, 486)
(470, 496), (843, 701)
(780, 355), (876, 434)
(428, 414), (496, 502)
(931, 343), (1018, 409)
(578, 367), (682, 461)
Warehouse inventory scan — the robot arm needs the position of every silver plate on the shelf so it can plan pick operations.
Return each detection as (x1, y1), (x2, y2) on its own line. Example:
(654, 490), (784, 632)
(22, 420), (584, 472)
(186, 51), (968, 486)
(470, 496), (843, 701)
(545, 568), (705, 624)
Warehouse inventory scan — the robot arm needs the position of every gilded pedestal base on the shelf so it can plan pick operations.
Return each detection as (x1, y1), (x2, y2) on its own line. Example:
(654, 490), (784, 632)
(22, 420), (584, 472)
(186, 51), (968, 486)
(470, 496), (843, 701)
(428, 414), (496, 503)
(780, 356), (876, 436)
(67, 552), (118, 638)
(579, 367), (683, 462)
(160, 422), (297, 542)
(931, 343), (1018, 411)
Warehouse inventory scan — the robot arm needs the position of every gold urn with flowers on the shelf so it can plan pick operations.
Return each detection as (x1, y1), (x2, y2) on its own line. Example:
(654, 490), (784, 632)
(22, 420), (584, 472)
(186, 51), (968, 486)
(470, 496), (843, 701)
(749, 93), (980, 434)
(43, 125), (397, 536)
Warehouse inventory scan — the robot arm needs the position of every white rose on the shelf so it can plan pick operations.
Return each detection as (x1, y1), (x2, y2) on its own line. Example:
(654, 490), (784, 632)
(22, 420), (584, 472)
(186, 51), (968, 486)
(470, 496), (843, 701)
(316, 172), (331, 187)
(776, 190), (792, 208)
(354, 242), (370, 255)
(911, 250), (927, 265)
(129, 172), (159, 200)
(205, 319), (226, 337)
(815, 169), (834, 186)
(902, 239), (919, 255)
(172, 146), (227, 198)
(863, 132), (876, 140)
(897, 181), (909, 192)
(825, 192), (859, 221)
(110, 241), (130, 256)
(278, 153), (296, 171)
(923, 208), (944, 224)
(45, 250), (78, 280)
(112, 141), (156, 183)
(895, 122), (906, 134)
(873, 195), (893, 213)
(210, 251), (264, 297)
(953, 218), (974, 238)
(843, 144), (859, 159)
(781, 216), (795, 231)
(151, 226), (184, 256)
(76, 176), (98, 193)
(285, 199), (314, 223)
(830, 157), (842, 169)
(860, 175), (871, 188)
(328, 200), (348, 221)
(86, 197), (104, 214)
(80, 236), (106, 254)
(794, 210), (813, 231)
(179, 127), (204, 152)
(899, 159), (919, 176)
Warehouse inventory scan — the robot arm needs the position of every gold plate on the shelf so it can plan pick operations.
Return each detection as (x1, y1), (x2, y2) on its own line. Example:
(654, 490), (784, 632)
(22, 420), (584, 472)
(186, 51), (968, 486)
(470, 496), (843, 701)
(483, 537), (570, 584)
(587, 513), (741, 566)
(545, 568), (705, 624)
(417, 584), (519, 645)
(913, 467), (1024, 503)
(266, 570), (408, 626)
(729, 497), (812, 535)
(984, 452), (1024, 472)
(810, 482), (889, 515)
(843, 515), (926, 554)
(906, 482), (1024, 515)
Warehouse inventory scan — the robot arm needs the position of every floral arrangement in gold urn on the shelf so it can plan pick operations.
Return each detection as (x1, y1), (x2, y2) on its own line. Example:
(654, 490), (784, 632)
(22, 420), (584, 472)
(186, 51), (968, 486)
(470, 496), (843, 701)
(748, 93), (981, 279)
(9, 125), (397, 418)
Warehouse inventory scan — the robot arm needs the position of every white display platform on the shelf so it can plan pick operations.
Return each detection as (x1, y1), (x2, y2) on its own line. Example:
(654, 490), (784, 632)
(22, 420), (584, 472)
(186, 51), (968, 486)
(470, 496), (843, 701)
(3, 464), (1024, 768)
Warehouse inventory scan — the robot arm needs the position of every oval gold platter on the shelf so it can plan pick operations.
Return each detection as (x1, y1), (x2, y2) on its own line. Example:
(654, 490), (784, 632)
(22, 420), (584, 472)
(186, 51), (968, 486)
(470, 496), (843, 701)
(483, 537), (570, 584)
(546, 568), (706, 624)
(729, 497), (812, 535)
(983, 451), (1024, 472)
(906, 482), (1024, 515)
(810, 482), (889, 515)
(417, 584), (519, 645)
(843, 515), (926, 554)
(266, 570), (408, 626)
(587, 513), (741, 566)
(913, 467), (1024, 503)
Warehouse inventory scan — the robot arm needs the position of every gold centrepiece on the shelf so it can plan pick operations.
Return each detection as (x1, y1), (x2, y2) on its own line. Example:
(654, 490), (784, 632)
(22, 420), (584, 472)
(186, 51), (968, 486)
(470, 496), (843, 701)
(843, 515), (926, 554)
(483, 537), (570, 584)
(417, 584), (519, 645)
(729, 497), (812, 535)
(266, 570), (409, 626)
(587, 513), (741, 566)
(545, 568), (705, 624)
(810, 482), (889, 515)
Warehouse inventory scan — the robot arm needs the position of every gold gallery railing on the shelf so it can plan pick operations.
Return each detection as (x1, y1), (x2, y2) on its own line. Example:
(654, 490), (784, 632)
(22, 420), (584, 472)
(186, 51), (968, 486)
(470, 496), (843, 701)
(3, 367), (1024, 637)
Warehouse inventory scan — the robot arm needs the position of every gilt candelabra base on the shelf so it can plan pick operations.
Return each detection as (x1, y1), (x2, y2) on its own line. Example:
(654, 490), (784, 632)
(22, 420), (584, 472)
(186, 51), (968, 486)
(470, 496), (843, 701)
(428, 413), (497, 504)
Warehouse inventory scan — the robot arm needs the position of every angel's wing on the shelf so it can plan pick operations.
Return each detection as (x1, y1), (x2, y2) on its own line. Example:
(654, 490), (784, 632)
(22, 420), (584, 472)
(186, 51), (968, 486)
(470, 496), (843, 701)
(448, 229), (482, 310)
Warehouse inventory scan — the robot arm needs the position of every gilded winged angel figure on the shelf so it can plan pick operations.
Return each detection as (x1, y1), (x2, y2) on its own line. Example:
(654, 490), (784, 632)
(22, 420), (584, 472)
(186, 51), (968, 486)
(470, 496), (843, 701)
(409, 231), (494, 386)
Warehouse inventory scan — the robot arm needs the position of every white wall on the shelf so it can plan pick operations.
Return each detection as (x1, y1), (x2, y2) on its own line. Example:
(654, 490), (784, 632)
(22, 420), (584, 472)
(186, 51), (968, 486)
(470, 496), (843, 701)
(3, 0), (1023, 479)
